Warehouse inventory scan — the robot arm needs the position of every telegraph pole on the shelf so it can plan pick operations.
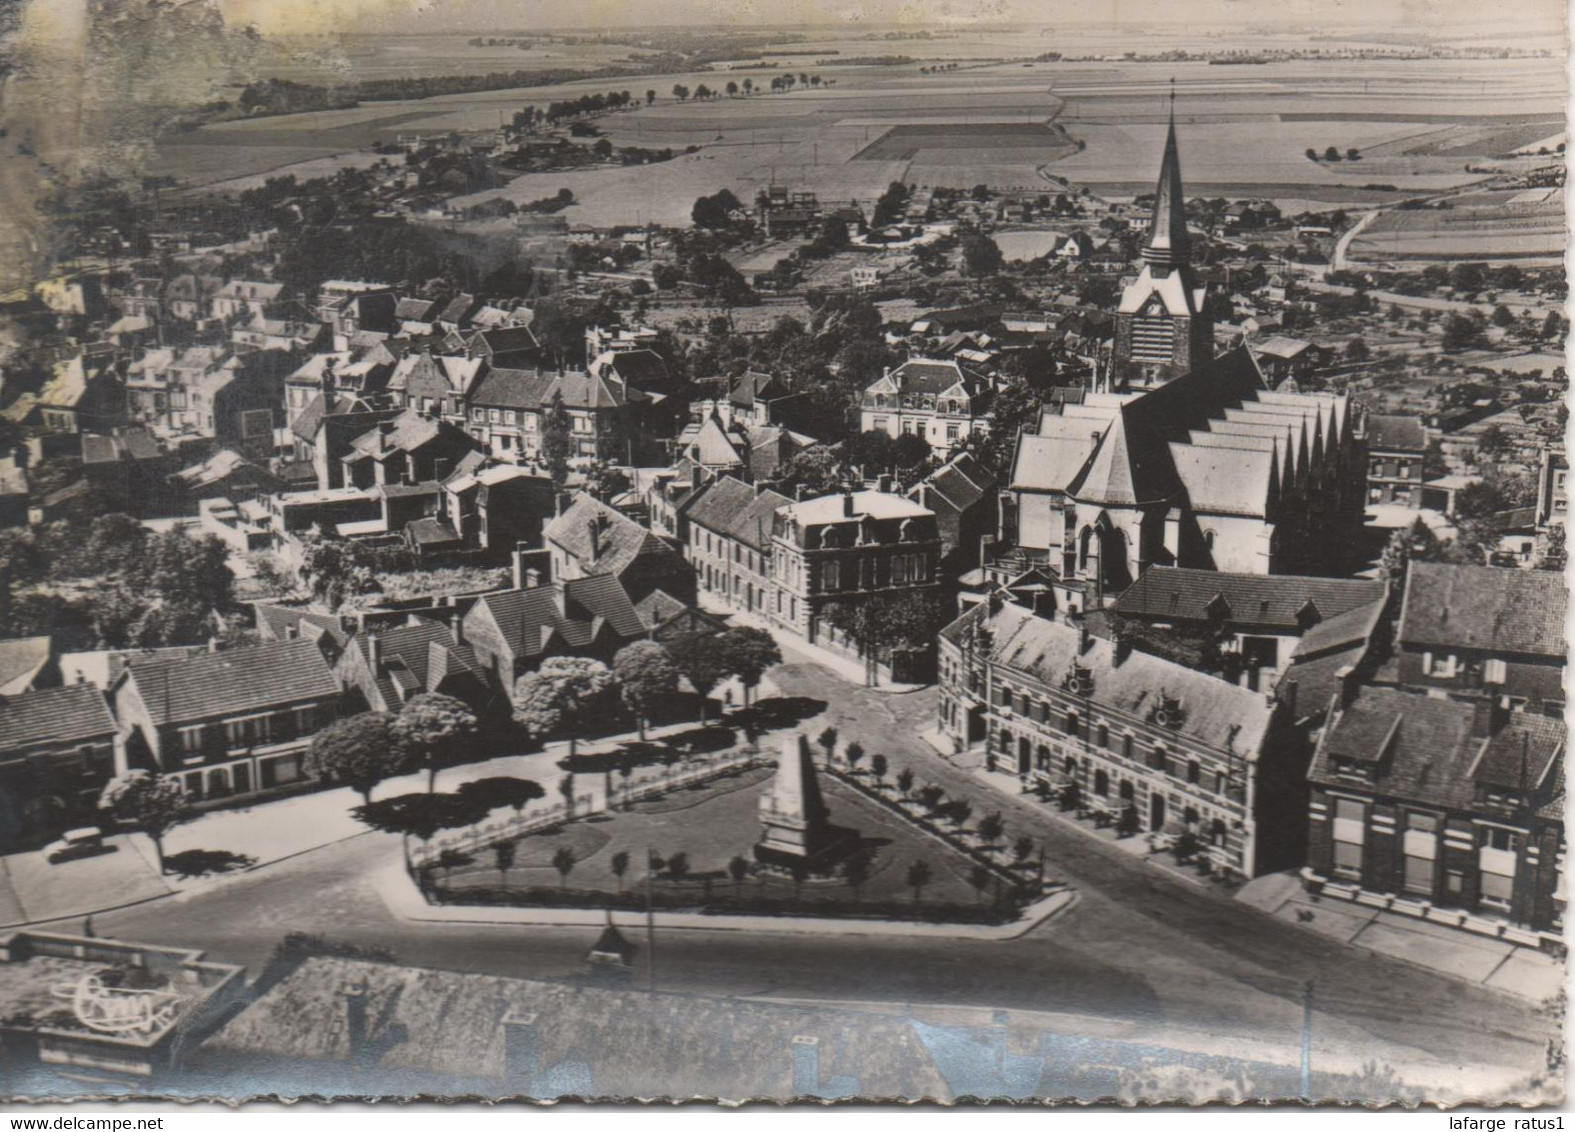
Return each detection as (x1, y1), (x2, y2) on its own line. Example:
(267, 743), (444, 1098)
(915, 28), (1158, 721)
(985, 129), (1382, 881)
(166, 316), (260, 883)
(645, 846), (658, 993)
(1300, 979), (1315, 1100)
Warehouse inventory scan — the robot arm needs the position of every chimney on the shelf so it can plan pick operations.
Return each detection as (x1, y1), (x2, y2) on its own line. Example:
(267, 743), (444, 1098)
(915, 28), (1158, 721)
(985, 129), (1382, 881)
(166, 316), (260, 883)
(587, 519), (600, 563)
(790, 1034), (820, 1097)
(502, 1009), (541, 1092)
(1113, 630), (1131, 667)
(524, 567), (541, 589)
(207, 635), (220, 654)
(1333, 664), (1360, 711)
(1472, 694), (1511, 740)
(512, 541), (529, 590)
(1279, 677), (1298, 719)
(366, 632), (381, 674)
(842, 492), (856, 518)
(449, 608), (463, 642)
(340, 980), (369, 1065)
(795, 483), (810, 501)
(1078, 623), (1092, 654)
(877, 473), (893, 493)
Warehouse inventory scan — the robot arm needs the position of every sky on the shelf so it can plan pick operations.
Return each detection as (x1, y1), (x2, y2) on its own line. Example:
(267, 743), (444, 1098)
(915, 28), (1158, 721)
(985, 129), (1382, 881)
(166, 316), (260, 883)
(214, 0), (1567, 38)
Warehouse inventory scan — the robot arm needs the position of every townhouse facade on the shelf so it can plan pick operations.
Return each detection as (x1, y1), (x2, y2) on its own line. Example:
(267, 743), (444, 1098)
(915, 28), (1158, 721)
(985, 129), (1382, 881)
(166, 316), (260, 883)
(937, 600), (1302, 877)
(765, 490), (943, 645)
(1358, 412), (1428, 508)
(0, 685), (122, 850)
(684, 477), (792, 617)
(110, 638), (342, 803)
(1305, 680), (1564, 943)
(859, 357), (992, 459)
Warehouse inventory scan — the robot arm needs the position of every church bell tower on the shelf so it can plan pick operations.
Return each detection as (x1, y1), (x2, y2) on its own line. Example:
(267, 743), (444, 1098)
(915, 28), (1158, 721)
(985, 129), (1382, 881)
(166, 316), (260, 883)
(1111, 86), (1214, 389)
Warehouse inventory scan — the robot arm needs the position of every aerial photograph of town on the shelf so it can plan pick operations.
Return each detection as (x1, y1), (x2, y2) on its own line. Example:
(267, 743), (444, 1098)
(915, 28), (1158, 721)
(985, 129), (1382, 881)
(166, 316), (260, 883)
(0, 0), (1565, 1113)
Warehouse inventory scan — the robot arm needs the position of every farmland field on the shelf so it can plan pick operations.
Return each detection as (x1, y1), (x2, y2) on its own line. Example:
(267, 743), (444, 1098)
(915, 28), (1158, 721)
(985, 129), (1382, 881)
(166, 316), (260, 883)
(164, 32), (1566, 218)
(851, 122), (1077, 162)
(1350, 187), (1565, 263)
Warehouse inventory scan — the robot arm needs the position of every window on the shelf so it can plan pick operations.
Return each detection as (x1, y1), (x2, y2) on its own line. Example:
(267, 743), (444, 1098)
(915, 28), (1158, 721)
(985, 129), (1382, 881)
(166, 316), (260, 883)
(489, 409), (501, 423)
(1332, 797), (1365, 877)
(1484, 658), (1507, 684)
(1063, 710), (1078, 737)
(503, 410), (516, 425)
(822, 560), (841, 591)
(1097, 723), (1109, 748)
(179, 726), (204, 754)
(1402, 812), (1438, 894)
(472, 408), (485, 423)
(1186, 759), (1201, 785)
(524, 413), (538, 431)
(241, 408), (273, 439)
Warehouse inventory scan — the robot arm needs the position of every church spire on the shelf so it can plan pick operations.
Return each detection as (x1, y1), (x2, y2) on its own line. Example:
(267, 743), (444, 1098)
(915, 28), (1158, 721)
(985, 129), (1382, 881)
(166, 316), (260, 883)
(1142, 80), (1190, 272)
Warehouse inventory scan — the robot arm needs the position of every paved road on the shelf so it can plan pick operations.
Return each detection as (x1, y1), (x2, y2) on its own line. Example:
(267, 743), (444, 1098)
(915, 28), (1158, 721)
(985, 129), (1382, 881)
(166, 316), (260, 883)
(61, 662), (1552, 1087)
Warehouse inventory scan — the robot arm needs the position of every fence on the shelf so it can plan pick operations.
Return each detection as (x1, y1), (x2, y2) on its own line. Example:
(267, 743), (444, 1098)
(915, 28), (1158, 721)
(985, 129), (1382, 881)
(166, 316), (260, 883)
(408, 748), (767, 868)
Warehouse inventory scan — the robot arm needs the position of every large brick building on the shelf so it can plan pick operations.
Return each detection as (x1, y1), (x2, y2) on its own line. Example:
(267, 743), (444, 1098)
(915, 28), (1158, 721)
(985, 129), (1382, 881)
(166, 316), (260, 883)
(937, 600), (1305, 877)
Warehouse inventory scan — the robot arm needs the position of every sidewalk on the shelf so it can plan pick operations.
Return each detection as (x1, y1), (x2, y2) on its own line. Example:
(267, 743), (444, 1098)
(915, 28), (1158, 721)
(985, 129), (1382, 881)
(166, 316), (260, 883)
(697, 595), (926, 693)
(375, 859), (1079, 941)
(1235, 872), (1564, 1004)
(0, 716), (768, 930)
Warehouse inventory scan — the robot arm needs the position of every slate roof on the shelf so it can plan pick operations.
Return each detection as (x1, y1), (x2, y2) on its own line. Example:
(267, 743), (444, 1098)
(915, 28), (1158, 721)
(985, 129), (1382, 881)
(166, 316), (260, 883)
(1115, 567), (1387, 631)
(1313, 686), (1564, 810)
(545, 493), (679, 579)
(0, 684), (117, 750)
(885, 358), (981, 396)
(471, 575), (646, 661)
(350, 620), (485, 710)
(253, 604), (351, 648)
(1398, 562), (1566, 658)
(468, 368), (637, 412)
(685, 476), (756, 534)
(82, 428), (160, 465)
(118, 639), (340, 725)
(601, 349), (668, 391)
(1364, 413), (1427, 454)
(198, 955), (948, 1099)
(976, 602), (1273, 756)
(919, 451), (995, 515)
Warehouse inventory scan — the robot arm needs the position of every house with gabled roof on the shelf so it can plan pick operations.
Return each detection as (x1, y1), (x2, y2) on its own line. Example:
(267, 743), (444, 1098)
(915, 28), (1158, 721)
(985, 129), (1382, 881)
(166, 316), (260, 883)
(544, 492), (694, 604)
(0, 684), (120, 848)
(110, 638), (343, 804)
(335, 618), (495, 717)
(909, 450), (998, 579)
(1394, 562), (1566, 711)
(1305, 678), (1564, 942)
(342, 408), (481, 490)
(684, 476), (792, 617)
(464, 367), (645, 465)
(460, 574), (651, 684)
(860, 357), (992, 459)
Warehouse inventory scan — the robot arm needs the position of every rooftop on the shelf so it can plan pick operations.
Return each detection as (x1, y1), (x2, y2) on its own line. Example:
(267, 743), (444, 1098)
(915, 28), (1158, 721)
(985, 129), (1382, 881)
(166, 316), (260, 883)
(1398, 562), (1566, 658)
(779, 490), (933, 527)
(1115, 567), (1387, 631)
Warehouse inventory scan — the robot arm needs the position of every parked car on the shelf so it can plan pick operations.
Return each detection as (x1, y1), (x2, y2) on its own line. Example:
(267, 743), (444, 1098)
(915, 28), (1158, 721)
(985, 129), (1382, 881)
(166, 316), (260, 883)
(43, 827), (111, 865)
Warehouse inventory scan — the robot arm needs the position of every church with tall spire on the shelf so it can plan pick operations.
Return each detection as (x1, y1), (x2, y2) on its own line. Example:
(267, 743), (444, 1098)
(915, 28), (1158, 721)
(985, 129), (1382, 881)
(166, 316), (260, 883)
(1110, 92), (1214, 389)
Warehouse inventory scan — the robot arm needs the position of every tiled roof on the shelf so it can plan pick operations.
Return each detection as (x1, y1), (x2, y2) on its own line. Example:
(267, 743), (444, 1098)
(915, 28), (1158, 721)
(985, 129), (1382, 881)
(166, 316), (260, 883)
(545, 493), (679, 579)
(1398, 562), (1566, 658)
(886, 358), (979, 396)
(1364, 414), (1427, 453)
(253, 604), (350, 648)
(685, 476), (756, 534)
(603, 349), (668, 390)
(1313, 686), (1565, 810)
(0, 684), (116, 750)
(351, 620), (484, 710)
(979, 602), (1273, 756)
(119, 638), (340, 725)
(1115, 567), (1387, 631)
(473, 575), (646, 660)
